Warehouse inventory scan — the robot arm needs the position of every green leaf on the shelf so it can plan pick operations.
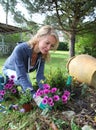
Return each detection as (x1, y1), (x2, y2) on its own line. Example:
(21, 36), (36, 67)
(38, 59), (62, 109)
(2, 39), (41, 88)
(71, 118), (81, 130)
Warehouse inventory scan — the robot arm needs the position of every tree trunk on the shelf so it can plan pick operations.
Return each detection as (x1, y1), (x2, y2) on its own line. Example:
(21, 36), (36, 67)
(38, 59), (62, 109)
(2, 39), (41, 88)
(6, 0), (9, 24)
(69, 32), (76, 57)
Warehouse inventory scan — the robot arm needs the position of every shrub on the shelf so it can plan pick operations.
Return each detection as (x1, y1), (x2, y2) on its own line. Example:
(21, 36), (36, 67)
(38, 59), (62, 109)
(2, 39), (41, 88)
(45, 68), (67, 92)
(58, 42), (69, 51)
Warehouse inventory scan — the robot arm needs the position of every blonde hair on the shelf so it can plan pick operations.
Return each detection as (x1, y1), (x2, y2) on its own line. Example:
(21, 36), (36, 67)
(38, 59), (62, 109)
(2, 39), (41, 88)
(28, 25), (59, 61)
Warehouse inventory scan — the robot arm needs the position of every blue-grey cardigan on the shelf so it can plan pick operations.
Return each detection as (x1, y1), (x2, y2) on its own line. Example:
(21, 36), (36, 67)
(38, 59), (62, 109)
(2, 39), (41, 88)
(3, 42), (45, 91)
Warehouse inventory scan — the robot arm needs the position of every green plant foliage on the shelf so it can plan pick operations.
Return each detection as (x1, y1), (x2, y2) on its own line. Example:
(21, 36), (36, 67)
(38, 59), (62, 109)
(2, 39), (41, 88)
(51, 117), (69, 129)
(0, 110), (38, 129)
(19, 89), (32, 105)
(71, 118), (81, 130)
(45, 68), (67, 92)
(58, 42), (69, 51)
(76, 32), (96, 57)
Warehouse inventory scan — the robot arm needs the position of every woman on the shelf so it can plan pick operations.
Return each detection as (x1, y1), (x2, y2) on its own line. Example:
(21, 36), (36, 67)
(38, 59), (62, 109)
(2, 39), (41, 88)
(2, 25), (59, 110)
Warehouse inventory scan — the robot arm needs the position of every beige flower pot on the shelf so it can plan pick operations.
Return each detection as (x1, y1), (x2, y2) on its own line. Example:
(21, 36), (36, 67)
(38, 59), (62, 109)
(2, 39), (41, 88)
(67, 54), (96, 88)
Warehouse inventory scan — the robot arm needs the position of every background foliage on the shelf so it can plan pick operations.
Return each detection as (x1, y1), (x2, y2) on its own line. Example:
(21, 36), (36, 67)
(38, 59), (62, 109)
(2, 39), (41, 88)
(76, 32), (96, 57)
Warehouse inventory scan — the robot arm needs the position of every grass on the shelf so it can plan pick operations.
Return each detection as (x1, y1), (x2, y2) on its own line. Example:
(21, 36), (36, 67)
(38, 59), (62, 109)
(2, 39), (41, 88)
(0, 51), (69, 83)
(45, 51), (69, 72)
(0, 51), (69, 74)
(0, 57), (6, 73)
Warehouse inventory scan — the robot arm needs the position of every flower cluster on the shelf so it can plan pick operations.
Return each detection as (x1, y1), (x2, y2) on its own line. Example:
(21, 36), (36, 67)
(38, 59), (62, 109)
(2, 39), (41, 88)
(61, 90), (70, 103)
(0, 75), (17, 100)
(36, 84), (70, 107)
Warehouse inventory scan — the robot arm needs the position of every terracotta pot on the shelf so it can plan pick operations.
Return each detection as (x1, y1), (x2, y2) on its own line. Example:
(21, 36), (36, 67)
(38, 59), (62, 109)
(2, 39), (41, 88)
(22, 103), (32, 112)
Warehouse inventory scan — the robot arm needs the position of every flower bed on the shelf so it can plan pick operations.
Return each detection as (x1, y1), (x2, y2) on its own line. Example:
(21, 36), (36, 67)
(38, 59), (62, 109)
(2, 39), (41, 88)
(0, 75), (17, 100)
(36, 84), (70, 109)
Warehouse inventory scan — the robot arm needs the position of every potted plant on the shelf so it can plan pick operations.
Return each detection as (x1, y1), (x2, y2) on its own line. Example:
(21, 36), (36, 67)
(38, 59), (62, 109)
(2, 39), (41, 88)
(19, 89), (33, 112)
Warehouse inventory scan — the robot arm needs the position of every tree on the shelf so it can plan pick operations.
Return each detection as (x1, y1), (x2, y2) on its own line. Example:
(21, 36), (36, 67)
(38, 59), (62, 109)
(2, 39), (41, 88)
(0, 0), (39, 33)
(19, 0), (96, 57)
(1, 0), (96, 57)
(0, 0), (17, 24)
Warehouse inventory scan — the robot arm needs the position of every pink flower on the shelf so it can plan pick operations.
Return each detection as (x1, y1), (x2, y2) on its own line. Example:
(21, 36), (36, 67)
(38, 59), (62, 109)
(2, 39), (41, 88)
(38, 90), (44, 96)
(4, 84), (10, 89)
(51, 87), (57, 93)
(36, 89), (41, 96)
(53, 95), (60, 101)
(43, 84), (50, 89)
(49, 102), (54, 107)
(11, 88), (17, 93)
(44, 95), (48, 99)
(36, 89), (44, 96)
(62, 95), (68, 103)
(36, 85), (70, 108)
(48, 97), (53, 104)
(0, 90), (5, 95)
(8, 84), (13, 89)
(44, 89), (50, 94)
(8, 79), (14, 84)
(63, 90), (70, 97)
(42, 98), (48, 104)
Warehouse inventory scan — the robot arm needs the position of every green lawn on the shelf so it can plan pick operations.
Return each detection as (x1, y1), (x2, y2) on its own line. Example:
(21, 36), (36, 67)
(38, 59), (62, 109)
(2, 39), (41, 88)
(0, 57), (6, 73)
(0, 50), (69, 75)
(45, 51), (69, 72)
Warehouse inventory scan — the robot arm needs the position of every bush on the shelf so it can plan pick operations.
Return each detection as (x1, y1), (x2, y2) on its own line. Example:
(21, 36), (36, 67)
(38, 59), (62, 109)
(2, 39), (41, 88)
(75, 32), (96, 57)
(45, 68), (68, 92)
(58, 42), (69, 51)
(33, 68), (68, 92)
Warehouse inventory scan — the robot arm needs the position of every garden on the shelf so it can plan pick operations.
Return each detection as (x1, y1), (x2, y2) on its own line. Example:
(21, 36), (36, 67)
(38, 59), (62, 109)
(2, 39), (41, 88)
(0, 51), (96, 130)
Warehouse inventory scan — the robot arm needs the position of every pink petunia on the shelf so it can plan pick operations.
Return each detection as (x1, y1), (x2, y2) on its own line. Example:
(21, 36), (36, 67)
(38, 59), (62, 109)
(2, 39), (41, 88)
(62, 95), (68, 103)
(11, 88), (17, 93)
(44, 95), (48, 100)
(44, 89), (50, 94)
(49, 102), (54, 107)
(38, 90), (44, 96)
(4, 84), (10, 89)
(51, 87), (57, 93)
(8, 84), (13, 89)
(36, 89), (44, 97)
(42, 98), (48, 104)
(63, 90), (70, 97)
(36, 89), (40, 96)
(47, 97), (53, 104)
(43, 84), (50, 89)
(8, 79), (14, 85)
(0, 90), (5, 96)
(53, 95), (60, 101)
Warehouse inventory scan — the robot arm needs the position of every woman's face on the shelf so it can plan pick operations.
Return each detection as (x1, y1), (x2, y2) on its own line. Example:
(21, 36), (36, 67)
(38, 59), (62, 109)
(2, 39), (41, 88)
(37, 35), (57, 54)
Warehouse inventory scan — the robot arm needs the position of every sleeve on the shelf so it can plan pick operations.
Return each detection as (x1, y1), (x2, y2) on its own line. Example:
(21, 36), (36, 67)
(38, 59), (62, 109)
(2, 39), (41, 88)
(14, 46), (33, 92)
(36, 59), (46, 89)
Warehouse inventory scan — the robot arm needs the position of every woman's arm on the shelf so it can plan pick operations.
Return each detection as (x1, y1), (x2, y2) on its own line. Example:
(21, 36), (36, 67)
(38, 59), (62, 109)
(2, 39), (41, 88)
(14, 45), (33, 91)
